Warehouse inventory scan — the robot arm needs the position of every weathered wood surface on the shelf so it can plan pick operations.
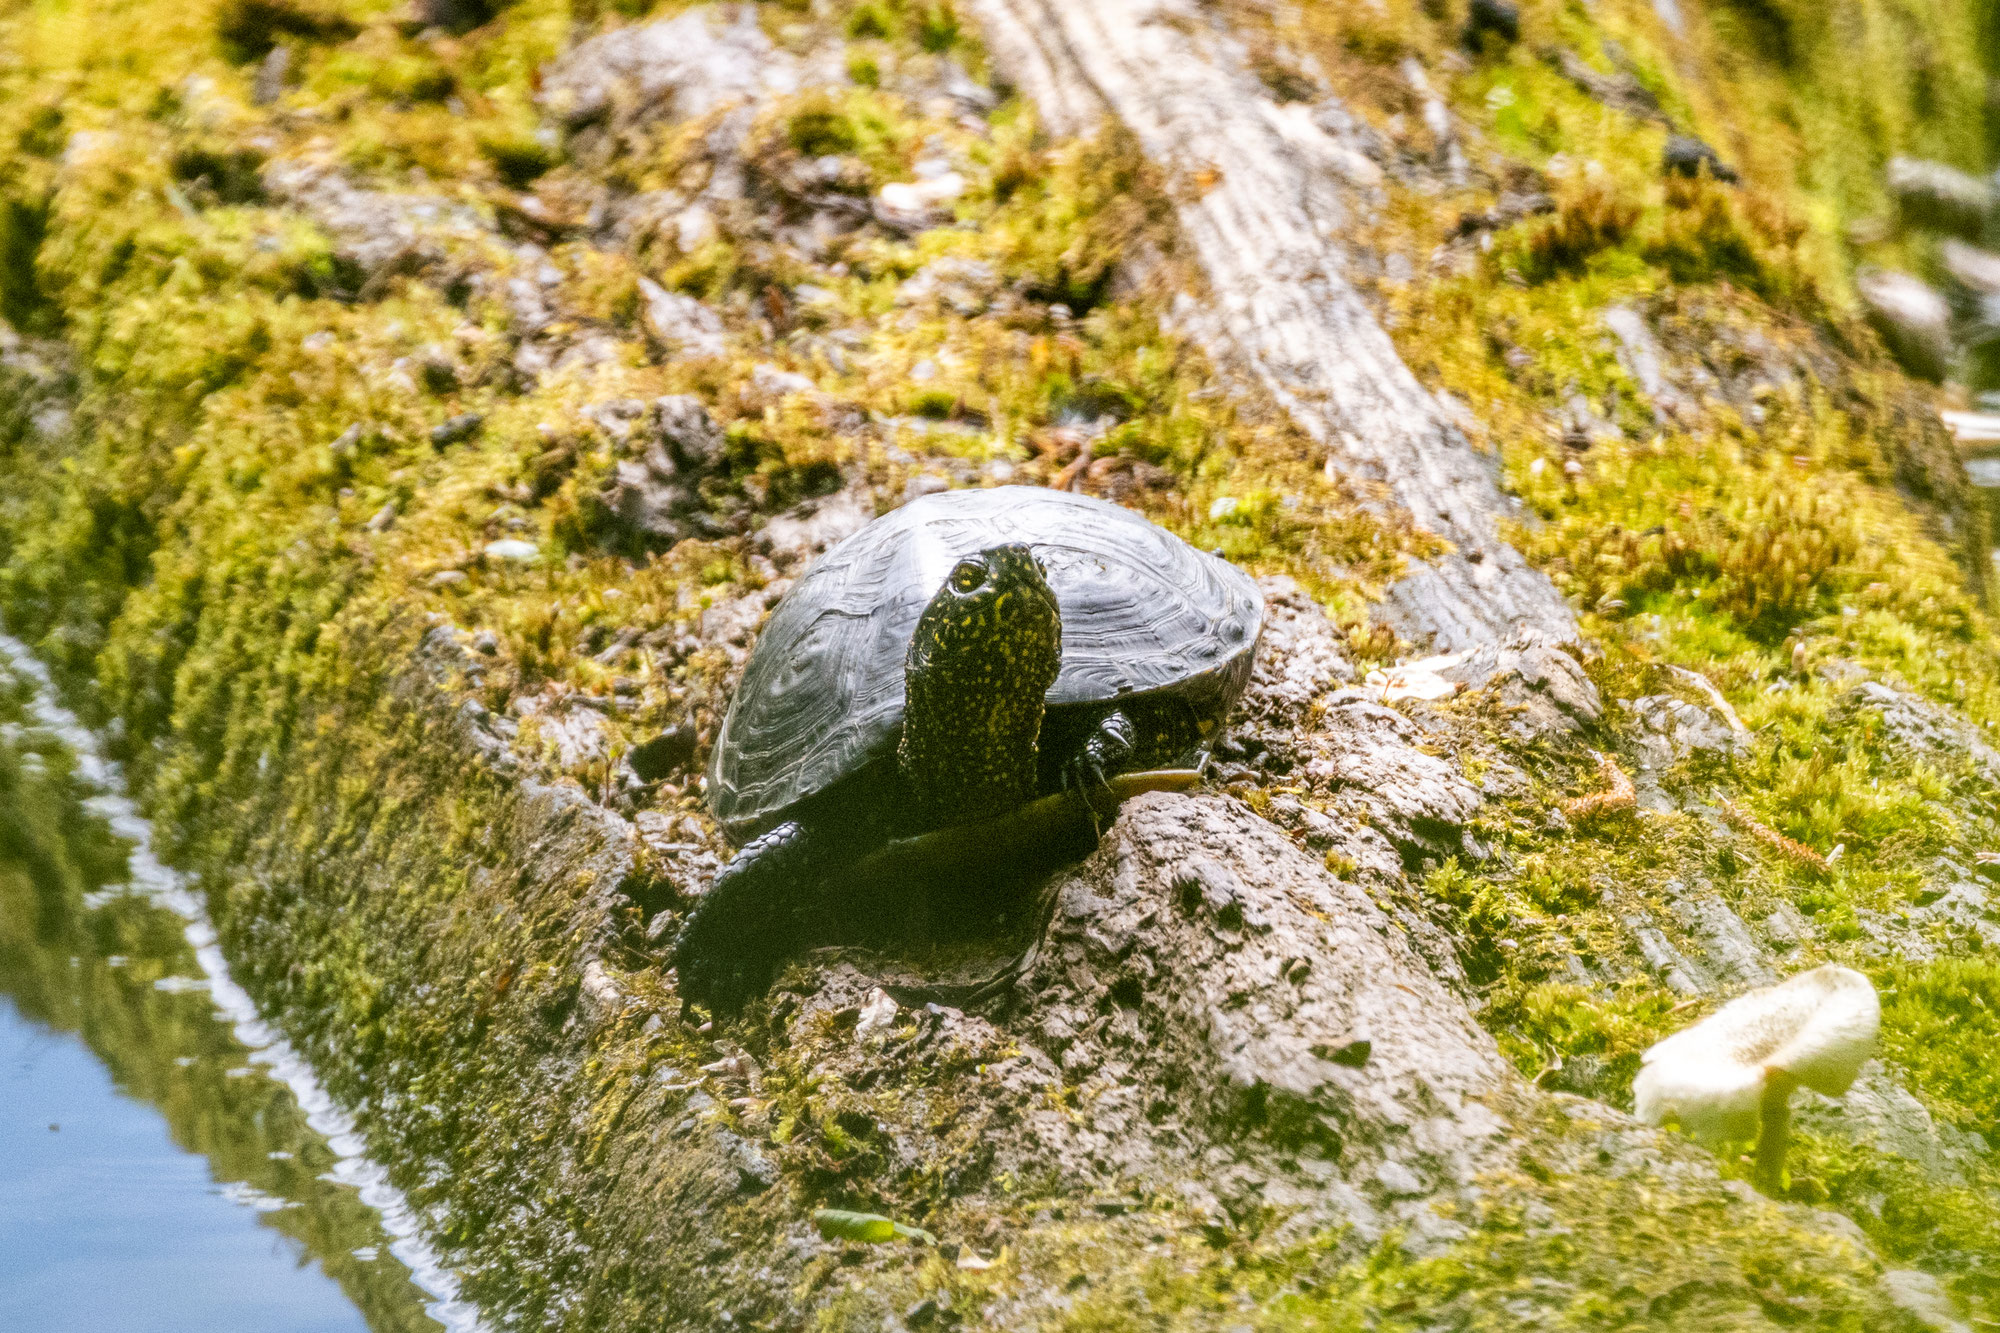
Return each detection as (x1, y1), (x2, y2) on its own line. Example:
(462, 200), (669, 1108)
(968, 0), (1581, 652)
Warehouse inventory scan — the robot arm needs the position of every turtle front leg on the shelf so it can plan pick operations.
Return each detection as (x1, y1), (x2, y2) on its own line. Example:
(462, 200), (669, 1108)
(1059, 709), (1138, 818)
(1054, 699), (1209, 815)
(675, 819), (860, 1019)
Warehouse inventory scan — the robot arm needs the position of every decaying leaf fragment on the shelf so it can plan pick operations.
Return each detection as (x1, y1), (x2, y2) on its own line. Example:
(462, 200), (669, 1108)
(1563, 750), (1636, 822)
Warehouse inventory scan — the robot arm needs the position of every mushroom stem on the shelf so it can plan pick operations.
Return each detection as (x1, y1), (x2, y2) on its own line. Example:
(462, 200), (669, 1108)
(1752, 1068), (1797, 1192)
(1634, 966), (1879, 1191)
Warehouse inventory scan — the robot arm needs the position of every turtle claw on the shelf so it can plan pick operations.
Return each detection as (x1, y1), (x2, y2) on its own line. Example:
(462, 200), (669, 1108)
(1061, 755), (1114, 833)
(1060, 710), (1138, 831)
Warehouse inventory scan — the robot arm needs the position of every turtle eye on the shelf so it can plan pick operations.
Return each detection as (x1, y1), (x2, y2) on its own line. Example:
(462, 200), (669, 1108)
(949, 560), (988, 594)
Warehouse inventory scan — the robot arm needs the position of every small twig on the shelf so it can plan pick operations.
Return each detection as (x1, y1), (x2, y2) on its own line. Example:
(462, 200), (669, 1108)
(1665, 665), (1751, 749)
(1051, 441), (1093, 491)
(1716, 796), (1831, 876)
(1563, 751), (1636, 822)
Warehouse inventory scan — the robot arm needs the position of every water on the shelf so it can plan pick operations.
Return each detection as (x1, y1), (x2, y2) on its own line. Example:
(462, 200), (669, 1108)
(0, 636), (483, 1333)
(1, 1006), (376, 1332)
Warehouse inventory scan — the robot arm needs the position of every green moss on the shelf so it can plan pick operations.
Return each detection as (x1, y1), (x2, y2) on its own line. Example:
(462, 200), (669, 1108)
(2, 0), (1998, 1321)
(1510, 175), (1642, 284)
(787, 97), (863, 158)
(846, 3), (893, 41)
(1051, 1131), (1910, 1330)
(478, 130), (558, 189)
(1876, 957), (2000, 1137)
(0, 193), (53, 334)
(1786, 1134), (2000, 1310)
(845, 50), (882, 88)
(913, 4), (960, 53)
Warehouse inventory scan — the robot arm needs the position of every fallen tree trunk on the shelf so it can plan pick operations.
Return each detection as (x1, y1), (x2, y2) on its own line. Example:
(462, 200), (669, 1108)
(969, 0), (1580, 652)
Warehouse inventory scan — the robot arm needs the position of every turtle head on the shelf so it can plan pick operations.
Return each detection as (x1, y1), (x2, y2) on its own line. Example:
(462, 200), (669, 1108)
(898, 543), (1062, 827)
(913, 545), (1058, 657)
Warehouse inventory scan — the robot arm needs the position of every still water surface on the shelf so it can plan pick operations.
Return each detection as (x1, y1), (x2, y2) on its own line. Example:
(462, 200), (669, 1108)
(0, 1001), (377, 1332)
(0, 638), (470, 1333)
(0, 902), (442, 1332)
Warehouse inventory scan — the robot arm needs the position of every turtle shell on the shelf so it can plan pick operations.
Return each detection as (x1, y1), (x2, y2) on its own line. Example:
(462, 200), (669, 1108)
(708, 487), (1264, 839)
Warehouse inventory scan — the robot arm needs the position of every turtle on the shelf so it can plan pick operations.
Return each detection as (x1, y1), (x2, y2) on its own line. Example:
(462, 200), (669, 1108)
(675, 485), (1264, 1015)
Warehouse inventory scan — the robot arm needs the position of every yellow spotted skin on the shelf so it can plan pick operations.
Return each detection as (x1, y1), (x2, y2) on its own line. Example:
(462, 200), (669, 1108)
(898, 544), (1062, 829)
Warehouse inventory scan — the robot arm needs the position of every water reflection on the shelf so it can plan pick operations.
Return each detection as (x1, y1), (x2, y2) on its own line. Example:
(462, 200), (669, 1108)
(0, 684), (445, 1331)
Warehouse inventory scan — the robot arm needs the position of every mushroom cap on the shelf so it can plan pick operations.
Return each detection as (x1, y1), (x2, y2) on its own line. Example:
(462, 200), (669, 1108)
(1632, 964), (1881, 1144)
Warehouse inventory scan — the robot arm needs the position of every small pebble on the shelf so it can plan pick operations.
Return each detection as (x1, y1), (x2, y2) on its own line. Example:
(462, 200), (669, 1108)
(855, 987), (900, 1038)
(483, 538), (539, 563)
(1662, 134), (1739, 184)
(431, 413), (484, 447)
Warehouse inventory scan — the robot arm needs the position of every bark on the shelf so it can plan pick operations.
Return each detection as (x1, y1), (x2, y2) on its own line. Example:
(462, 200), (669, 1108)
(1011, 788), (1520, 1229)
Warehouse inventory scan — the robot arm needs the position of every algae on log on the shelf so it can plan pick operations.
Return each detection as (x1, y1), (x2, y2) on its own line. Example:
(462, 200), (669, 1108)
(969, 0), (1581, 652)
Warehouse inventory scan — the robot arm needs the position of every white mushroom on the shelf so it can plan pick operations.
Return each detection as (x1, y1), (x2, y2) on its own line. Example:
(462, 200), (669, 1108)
(1633, 964), (1880, 1189)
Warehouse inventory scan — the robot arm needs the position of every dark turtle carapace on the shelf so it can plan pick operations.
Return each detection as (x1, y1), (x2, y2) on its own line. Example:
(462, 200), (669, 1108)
(675, 487), (1264, 1014)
